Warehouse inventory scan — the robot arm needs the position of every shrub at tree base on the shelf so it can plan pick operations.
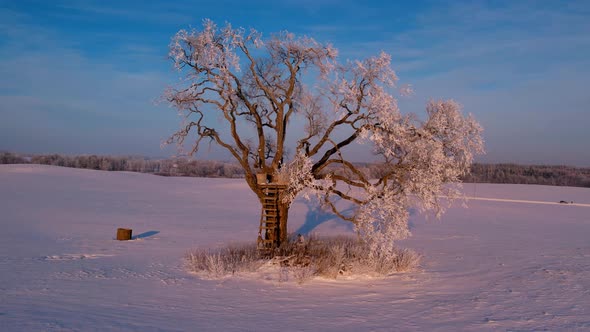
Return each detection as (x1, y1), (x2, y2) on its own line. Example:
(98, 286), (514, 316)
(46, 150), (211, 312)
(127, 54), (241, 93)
(185, 235), (420, 283)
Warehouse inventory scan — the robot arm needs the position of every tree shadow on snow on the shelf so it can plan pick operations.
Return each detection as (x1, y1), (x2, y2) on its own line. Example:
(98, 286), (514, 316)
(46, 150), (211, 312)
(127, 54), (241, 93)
(408, 208), (418, 230)
(133, 231), (160, 240)
(296, 202), (420, 234)
(296, 200), (420, 235)
(295, 200), (355, 235)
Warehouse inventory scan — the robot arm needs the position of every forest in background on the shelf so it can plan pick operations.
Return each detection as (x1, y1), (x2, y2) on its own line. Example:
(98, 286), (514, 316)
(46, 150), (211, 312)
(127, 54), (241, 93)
(0, 152), (244, 178)
(1, 152), (589, 188)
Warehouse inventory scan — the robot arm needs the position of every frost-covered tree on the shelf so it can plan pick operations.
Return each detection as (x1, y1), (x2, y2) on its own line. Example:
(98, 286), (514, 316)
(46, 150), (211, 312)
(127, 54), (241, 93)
(164, 20), (484, 254)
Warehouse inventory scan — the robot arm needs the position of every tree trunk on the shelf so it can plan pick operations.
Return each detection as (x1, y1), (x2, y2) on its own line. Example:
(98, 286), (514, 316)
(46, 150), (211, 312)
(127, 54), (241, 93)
(256, 182), (289, 250)
(278, 202), (290, 245)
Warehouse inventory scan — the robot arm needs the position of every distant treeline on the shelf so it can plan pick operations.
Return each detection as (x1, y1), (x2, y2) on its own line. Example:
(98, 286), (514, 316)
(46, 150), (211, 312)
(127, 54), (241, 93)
(0, 152), (244, 178)
(461, 163), (590, 188)
(1, 152), (589, 188)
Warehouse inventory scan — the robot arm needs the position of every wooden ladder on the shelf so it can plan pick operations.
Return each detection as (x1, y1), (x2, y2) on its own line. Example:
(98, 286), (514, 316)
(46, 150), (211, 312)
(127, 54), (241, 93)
(257, 184), (286, 252)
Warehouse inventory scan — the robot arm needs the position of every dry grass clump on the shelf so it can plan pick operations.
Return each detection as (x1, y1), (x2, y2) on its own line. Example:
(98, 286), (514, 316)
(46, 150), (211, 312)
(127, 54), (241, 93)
(186, 235), (420, 282)
(186, 244), (263, 278)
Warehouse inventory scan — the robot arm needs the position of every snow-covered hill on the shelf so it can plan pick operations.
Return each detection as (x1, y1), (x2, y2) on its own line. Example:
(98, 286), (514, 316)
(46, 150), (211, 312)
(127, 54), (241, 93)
(1, 164), (589, 331)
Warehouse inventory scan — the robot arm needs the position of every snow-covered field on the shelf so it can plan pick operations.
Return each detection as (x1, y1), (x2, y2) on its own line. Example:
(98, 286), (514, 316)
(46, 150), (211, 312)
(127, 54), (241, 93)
(1, 164), (590, 331)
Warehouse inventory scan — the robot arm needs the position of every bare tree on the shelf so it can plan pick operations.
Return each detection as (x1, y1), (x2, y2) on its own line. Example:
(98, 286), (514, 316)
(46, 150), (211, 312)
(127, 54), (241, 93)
(164, 20), (484, 254)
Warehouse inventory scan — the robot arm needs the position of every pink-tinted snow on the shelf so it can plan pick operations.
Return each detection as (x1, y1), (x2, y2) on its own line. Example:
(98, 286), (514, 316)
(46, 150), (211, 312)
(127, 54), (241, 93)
(1, 164), (589, 331)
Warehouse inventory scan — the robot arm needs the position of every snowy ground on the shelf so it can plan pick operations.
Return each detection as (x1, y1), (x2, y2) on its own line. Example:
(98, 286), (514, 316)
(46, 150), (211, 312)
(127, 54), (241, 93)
(1, 164), (590, 331)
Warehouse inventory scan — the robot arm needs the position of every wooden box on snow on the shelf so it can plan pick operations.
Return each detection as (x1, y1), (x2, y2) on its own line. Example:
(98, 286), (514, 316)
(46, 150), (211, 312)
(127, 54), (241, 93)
(116, 228), (132, 241)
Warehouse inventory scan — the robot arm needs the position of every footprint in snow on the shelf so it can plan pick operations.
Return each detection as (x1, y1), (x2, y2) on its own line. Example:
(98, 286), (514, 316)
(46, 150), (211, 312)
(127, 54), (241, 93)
(43, 254), (114, 261)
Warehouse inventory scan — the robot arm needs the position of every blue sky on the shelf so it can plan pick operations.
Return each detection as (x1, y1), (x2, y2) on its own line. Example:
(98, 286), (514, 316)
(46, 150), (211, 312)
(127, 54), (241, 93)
(1, 0), (589, 166)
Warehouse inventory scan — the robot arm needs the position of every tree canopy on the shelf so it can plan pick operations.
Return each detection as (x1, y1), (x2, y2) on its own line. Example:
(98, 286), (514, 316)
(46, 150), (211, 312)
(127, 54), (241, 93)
(165, 20), (484, 254)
